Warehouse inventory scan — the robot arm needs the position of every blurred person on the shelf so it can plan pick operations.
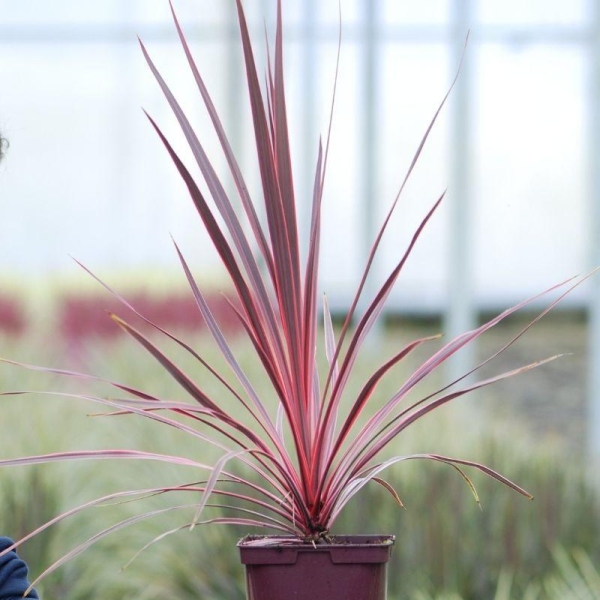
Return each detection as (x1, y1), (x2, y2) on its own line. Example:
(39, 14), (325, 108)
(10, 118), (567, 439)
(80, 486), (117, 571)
(0, 133), (7, 161)
(0, 538), (39, 599)
(0, 138), (39, 598)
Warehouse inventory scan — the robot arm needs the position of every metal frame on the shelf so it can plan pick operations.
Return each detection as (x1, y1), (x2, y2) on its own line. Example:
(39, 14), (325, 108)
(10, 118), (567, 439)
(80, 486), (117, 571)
(588, 1), (600, 457)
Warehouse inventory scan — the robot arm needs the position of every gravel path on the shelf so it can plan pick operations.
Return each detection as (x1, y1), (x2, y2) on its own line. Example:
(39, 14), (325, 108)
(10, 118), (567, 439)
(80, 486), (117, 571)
(475, 313), (588, 454)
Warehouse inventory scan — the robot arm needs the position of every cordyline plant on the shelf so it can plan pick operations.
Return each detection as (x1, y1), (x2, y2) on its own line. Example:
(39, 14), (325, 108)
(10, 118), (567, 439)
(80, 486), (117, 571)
(0, 0), (591, 588)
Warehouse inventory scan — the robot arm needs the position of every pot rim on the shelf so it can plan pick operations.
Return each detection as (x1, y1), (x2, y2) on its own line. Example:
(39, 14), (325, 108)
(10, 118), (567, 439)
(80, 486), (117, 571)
(237, 534), (395, 549)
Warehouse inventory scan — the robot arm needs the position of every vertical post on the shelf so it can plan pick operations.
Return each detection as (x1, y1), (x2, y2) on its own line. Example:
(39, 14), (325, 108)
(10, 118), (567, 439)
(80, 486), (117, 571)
(355, 0), (379, 537)
(226, 1), (243, 208)
(114, 2), (137, 264)
(446, 0), (475, 379)
(359, 0), (380, 332)
(301, 0), (318, 261)
(588, 2), (600, 459)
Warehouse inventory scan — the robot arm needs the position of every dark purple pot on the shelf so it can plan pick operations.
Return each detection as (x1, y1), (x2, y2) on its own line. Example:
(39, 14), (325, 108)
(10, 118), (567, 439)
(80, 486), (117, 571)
(238, 534), (395, 600)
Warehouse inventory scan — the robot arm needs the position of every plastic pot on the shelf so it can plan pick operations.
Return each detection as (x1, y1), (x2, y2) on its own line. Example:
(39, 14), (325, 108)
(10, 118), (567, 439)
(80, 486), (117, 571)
(238, 534), (395, 600)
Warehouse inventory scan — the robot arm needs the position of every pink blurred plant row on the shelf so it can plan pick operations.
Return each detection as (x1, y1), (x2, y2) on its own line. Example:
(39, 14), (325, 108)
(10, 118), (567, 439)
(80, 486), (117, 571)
(0, 292), (243, 340)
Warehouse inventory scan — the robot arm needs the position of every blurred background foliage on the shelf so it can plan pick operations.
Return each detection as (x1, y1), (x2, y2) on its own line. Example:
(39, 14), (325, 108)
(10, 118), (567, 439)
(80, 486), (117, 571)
(1, 1), (598, 598)
(0, 283), (598, 599)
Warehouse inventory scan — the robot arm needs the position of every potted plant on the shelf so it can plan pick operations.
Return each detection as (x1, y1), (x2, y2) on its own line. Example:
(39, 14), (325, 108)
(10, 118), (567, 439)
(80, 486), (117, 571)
(0, 1), (588, 599)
